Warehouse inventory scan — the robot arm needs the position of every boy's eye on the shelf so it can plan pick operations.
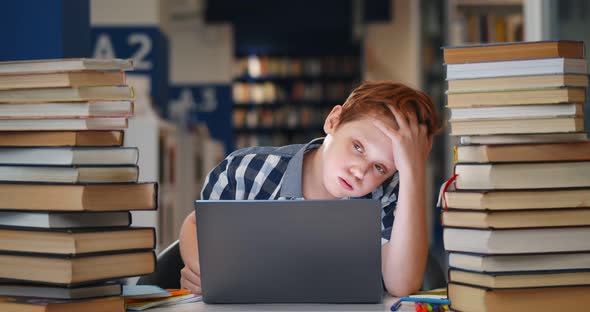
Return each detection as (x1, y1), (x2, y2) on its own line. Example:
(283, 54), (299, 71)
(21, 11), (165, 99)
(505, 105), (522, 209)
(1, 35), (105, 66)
(353, 143), (363, 153)
(375, 164), (385, 173)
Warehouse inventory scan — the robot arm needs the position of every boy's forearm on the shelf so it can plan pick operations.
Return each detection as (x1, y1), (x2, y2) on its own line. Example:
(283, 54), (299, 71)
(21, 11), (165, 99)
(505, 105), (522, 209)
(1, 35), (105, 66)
(179, 212), (198, 265)
(382, 170), (428, 296)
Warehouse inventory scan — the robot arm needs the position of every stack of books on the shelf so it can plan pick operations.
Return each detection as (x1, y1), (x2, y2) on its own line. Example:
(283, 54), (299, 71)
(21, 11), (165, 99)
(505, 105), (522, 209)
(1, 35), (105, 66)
(0, 58), (158, 312)
(441, 41), (590, 312)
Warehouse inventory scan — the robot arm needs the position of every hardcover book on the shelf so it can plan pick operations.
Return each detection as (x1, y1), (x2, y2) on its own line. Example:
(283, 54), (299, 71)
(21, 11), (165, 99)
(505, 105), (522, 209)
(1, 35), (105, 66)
(0, 86), (134, 103)
(0, 295), (124, 312)
(443, 226), (590, 254)
(0, 227), (155, 255)
(454, 161), (590, 189)
(0, 281), (122, 300)
(447, 74), (589, 92)
(0, 117), (128, 131)
(457, 132), (588, 145)
(0, 146), (138, 165)
(448, 252), (590, 273)
(446, 87), (585, 108)
(454, 141), (590, 163)
(448, 283), (588, 312)
(0, 182), (157, 211)
(0, 164), (138, 183)
(449, 268), (590, 289)
(0, 100), (133, 119)
(450, 117), (583, 136)
(0, 58), (133, 74)
(0, 131), (124, 147)
(0, 250), (155, 285)
(445, 58), (587, 80)
(443, 40), (585, 64)
(0, 71), (126, 90)
(443, 188), (590, 211)
(442, 209), (590, 229)
(0, 211), (131, 228)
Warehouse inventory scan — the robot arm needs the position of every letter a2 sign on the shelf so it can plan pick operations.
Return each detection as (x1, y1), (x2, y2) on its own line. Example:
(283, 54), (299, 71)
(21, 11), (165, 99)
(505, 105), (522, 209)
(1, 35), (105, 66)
(91, 27), (169, 106)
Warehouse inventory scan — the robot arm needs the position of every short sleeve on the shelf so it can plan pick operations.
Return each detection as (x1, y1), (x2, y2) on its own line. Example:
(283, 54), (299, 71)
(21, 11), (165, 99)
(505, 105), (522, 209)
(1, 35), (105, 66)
(379, 174), (399, 245)
(200, 156), (236, 200)
(380, 200), (396, 245)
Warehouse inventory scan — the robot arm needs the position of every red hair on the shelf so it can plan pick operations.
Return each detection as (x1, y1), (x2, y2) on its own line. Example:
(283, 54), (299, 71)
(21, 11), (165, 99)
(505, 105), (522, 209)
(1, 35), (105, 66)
(337, 81), (442, 136)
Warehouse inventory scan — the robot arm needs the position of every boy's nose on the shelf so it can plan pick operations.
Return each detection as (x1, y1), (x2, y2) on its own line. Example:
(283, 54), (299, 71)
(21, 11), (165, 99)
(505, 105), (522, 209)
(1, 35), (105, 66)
(350, 165), (367, 180)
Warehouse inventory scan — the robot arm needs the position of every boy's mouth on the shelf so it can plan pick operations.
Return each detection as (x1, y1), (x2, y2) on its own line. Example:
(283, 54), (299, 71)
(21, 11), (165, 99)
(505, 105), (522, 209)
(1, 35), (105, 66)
(338, 177), (354, 191)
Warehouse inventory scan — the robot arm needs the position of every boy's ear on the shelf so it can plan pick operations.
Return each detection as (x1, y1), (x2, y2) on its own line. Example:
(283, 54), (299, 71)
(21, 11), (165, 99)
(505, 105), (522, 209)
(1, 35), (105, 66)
(324, 105), (342, 135)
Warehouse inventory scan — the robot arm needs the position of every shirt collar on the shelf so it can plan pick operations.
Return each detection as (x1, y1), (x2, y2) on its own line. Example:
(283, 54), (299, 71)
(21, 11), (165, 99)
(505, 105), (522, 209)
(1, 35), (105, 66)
(279, 137), (324, 199)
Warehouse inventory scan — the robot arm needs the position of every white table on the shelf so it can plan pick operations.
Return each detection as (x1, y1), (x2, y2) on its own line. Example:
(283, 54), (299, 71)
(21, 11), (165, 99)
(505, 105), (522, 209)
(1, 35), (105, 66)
(148, 295), (417, 312)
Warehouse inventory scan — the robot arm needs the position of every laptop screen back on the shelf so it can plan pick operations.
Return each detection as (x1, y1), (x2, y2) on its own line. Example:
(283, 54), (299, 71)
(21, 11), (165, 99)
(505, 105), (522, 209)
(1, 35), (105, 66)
(195, 199), (383, 303)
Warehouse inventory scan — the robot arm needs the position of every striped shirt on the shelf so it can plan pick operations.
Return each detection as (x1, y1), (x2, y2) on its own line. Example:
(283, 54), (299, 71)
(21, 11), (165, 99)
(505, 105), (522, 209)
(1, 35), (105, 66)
(201, 138), (399, 243)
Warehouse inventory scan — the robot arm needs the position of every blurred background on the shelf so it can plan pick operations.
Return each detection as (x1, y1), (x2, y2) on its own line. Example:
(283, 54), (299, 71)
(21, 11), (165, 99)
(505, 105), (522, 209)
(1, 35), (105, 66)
(1, 0), (589, 271)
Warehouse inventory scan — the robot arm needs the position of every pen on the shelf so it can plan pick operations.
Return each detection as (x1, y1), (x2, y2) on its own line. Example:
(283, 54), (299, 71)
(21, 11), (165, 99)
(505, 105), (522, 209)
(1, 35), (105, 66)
(399, 296), (450, 305)
(390, 299), (402, 311)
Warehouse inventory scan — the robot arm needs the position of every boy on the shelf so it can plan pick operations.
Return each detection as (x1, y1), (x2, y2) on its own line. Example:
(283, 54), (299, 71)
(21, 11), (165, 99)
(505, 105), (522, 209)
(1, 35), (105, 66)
(179, 81), (442, 297)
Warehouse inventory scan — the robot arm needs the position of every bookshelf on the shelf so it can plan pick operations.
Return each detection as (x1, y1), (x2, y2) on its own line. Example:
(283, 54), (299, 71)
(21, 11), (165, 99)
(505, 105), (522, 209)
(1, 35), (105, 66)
(124, 115), (177, 253)
(123, 76), (205, 254)
(231, 54), (361, 148)
(553, 0), (590, 129)
(126, 115), (226, 253)
(443, 0), (528, 202)
(447, 0), (524, 46)
(419, 0), (448, 261)
(421, 0), (446, 116)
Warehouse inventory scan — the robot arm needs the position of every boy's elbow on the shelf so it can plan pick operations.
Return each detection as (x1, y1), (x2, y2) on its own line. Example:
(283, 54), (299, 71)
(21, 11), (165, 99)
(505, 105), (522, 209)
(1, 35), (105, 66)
(384, 276), (422, 297)
(386, 283), (421, 298)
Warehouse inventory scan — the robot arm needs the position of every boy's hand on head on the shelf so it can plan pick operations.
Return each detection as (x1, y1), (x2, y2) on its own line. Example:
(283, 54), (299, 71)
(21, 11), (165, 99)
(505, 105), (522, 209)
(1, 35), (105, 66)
(372, 108), (433, 176)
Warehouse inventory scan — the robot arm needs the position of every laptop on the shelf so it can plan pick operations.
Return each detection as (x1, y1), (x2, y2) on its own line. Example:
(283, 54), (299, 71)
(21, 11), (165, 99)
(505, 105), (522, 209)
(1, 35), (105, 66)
(195, 199), (383, 304)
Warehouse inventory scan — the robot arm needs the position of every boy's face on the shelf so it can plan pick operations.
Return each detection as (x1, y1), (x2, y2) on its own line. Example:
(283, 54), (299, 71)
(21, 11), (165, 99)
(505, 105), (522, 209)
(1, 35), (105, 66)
(320, 106), (397, 198)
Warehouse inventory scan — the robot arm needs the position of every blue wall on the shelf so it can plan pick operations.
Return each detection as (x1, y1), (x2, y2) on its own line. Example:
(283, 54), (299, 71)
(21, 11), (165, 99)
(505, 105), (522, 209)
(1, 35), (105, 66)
(0, 0), (90, 61)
